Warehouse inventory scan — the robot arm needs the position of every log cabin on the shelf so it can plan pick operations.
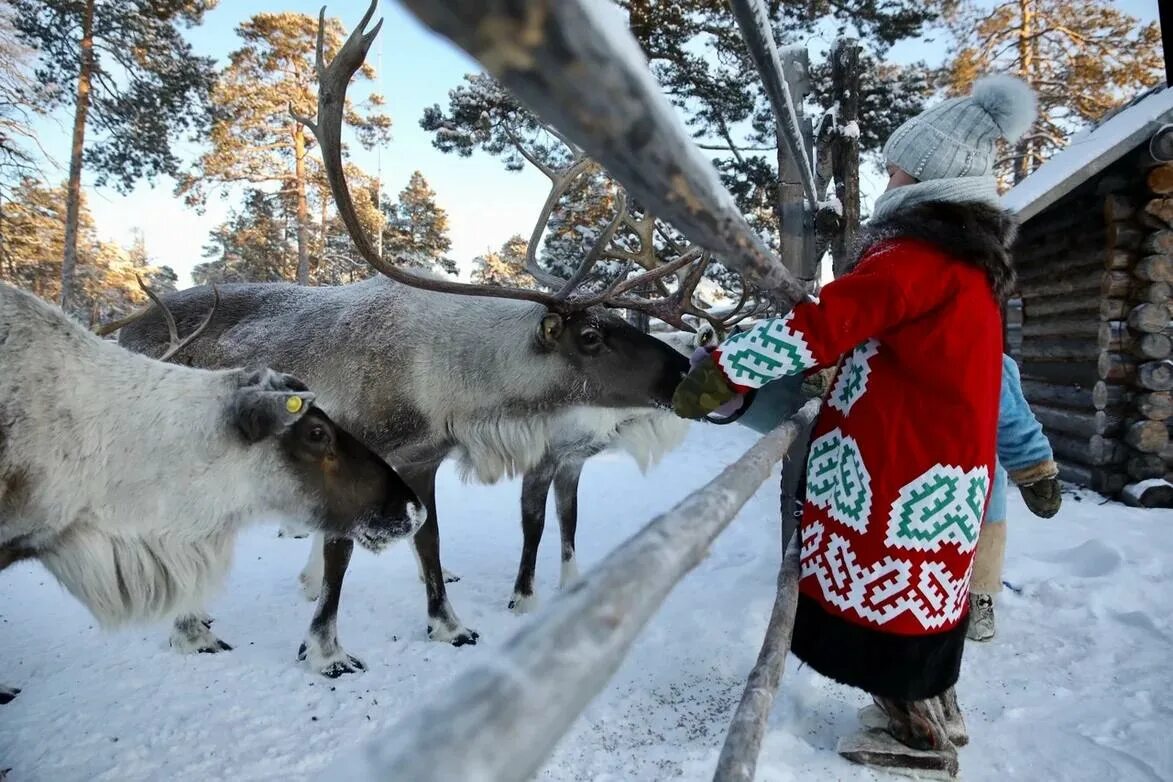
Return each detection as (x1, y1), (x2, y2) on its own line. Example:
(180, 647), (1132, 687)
(1001, 84), (1173, 508)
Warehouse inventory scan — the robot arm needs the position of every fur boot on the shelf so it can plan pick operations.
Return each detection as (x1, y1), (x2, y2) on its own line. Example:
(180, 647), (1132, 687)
(841, 690), (964, 779)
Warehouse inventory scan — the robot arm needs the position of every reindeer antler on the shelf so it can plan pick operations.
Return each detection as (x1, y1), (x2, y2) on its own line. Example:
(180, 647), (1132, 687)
(292, 2), (557, 307)
(93, 275), (219, 362)
(300, 0), (767, 331)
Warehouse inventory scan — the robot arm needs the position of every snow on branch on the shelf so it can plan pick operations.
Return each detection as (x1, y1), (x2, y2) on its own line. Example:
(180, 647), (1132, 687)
(332, 400), (822, 782)
(394, 0), (808, 307)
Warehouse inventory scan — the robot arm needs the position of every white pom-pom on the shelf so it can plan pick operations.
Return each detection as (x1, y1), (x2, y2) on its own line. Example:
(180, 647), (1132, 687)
(971, 74), (1038, 142)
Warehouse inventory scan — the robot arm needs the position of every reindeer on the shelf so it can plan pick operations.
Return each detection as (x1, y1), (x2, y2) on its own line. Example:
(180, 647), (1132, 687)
(292, 323), (719, 615)
(0, 281), (426, 698)
(115, 9), (763, 656)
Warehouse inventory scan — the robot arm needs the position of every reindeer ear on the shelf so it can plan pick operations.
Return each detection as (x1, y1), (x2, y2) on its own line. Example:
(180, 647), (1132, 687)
(231, 379), (316, 444)
(539, 312), (564, 348)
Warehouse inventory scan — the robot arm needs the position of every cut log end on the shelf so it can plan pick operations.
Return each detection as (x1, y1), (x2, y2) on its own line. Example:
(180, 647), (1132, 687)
(1122, 479), (1173, 508)
(1124, 420), (1170, 454)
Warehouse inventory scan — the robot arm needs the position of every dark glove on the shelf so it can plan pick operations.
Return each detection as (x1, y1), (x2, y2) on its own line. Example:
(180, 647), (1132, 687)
(672, 352), (740, 420)
(1019, 478), (1061, 519)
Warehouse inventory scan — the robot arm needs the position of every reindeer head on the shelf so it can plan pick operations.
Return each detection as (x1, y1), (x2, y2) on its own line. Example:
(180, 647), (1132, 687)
(231, 369), (425, 551)
(530, 307), (689, 409)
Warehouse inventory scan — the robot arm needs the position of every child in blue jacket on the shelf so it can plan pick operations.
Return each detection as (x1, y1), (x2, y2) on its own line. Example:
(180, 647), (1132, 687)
(968, 354), (1060, 640)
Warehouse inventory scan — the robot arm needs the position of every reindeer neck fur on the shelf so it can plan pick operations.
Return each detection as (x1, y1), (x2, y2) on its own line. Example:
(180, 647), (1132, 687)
(453, 405), (689, 483)
(0, 283), (310, 626)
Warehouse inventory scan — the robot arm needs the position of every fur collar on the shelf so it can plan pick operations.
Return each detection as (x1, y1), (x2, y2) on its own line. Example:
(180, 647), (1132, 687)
(849, 200), (1019, 300)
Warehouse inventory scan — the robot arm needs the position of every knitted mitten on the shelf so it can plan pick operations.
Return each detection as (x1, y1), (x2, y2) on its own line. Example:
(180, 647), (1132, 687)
(672, 352), (740, 420)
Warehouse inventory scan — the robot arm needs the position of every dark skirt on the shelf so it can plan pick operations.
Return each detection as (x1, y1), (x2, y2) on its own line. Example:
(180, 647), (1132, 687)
(790, 592), (969, 701)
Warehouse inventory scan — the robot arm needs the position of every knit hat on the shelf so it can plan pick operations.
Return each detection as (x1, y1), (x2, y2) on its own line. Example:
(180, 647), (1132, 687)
(882, 75), (1038, 182)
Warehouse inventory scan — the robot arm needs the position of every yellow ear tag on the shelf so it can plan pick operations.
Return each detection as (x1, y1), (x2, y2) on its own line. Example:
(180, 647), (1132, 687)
(285, 395), (304, 414)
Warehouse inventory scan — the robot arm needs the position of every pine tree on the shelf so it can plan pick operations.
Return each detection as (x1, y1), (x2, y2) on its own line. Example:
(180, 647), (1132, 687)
(382, 171), (456, 276)
(194, 189), (294, 285)
(619, 0), (949, 222)
(0, 177), (168, 322)
(942, 0), (1163, 184)
(177, 11), (391, 285)
(471, 234), (531, 287)
(12, 0), (217, 313)
(316, 162), (381, 285)
(0, 6), (44, 182)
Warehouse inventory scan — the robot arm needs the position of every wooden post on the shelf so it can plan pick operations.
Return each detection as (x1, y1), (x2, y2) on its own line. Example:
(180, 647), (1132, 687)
(776, 47), (815, 287)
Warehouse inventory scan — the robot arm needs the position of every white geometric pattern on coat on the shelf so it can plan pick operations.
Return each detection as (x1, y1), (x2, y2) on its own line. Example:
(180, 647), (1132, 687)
(804, 428), (873, 534)
(885, 464), (989, 554)
(716, 310), (817, 388)
(828, 339), (880, 416)
(801, 521), (972, 630)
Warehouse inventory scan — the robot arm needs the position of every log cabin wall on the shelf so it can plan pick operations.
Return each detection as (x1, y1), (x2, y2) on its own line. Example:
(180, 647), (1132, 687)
(1011, 147), (1173, 500)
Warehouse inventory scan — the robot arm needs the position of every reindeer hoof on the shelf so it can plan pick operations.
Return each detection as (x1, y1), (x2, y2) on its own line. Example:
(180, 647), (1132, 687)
(427, 623), (479, 647)
(508, 592), (538, 615)
(170, 623), (233, 655)
(298, 642), (366, 678)
(199, 640), (233, 654)
(0, 686), (20, 705)
(450, 629), (479, 647)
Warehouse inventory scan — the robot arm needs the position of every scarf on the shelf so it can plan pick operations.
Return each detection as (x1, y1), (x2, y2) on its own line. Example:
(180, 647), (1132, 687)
(870, 176), (1001, 223)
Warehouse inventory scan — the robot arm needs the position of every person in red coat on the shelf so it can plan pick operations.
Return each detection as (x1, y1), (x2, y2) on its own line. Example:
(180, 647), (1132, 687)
(673, 74), (1039, 778)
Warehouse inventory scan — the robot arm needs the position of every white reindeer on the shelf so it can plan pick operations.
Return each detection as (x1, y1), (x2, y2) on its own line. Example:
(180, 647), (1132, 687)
(0, 282), (426, 695)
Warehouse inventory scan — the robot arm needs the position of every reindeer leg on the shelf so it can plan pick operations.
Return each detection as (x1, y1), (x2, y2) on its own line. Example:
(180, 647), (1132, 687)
(406, 464), (478, 647)
(298, 536), (366, 677)
(509, 457), (556, 614)
(298, 532), (326, 602)
(554, 457), (587, 589)
(169, 610), (232, 654)
(411, 542), (461, 584)
(0, 684), (20, 705)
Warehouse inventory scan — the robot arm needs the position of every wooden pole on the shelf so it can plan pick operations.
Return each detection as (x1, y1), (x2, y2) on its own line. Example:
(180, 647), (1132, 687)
(713, 537), (801, 782)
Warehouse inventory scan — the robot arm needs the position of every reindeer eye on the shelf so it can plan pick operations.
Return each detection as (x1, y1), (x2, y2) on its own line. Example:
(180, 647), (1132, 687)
(580, 328), (604, 351)
(306, 424), (329, 444)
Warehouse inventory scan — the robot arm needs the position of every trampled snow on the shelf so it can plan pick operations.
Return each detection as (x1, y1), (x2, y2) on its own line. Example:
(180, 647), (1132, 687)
(2, 422), (1171, 780)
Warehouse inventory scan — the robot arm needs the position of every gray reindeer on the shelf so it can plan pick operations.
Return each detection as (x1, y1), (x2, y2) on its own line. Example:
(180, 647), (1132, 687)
(0, 281), (425, 697)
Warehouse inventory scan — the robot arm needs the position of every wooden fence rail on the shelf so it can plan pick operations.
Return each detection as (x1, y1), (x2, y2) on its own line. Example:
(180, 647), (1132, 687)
(333, 400), (819, 781)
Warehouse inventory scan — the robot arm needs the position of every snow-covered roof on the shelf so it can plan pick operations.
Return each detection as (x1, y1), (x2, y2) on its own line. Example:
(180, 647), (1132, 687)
(1002, 86), (1173, 223)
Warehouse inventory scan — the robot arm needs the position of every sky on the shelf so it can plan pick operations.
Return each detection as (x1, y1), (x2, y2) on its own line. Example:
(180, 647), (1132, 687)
(19, 0), (1164, 288)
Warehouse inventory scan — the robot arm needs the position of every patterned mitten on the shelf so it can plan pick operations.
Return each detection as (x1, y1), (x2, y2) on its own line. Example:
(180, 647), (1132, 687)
(673, 352), (740, 420)
(1018, 478), (1061, 519)
(688, 346), (744, 417)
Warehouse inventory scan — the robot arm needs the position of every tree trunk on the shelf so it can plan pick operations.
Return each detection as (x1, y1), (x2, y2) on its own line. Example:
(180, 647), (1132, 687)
(60, 0), (96, 314)
(293, 124), (311, 285)
(1012, 0), (1035, 184)
(829, 39), (861, 279)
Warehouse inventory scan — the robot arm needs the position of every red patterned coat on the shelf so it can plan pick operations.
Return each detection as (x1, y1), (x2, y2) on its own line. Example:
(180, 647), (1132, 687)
(712, 200), (1015, 700)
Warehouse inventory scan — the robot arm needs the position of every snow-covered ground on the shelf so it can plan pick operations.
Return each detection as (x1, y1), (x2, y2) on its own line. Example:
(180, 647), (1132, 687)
(2, 422), (1172, 781)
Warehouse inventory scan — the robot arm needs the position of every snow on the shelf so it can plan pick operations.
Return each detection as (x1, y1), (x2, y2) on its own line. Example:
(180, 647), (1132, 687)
(839, 121), (861, 140)
(3, 423), (1173, 780)
(1002, 86), (1173, 223)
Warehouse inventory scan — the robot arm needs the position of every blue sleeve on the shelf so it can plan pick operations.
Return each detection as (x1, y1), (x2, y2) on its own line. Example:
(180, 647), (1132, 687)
(997, 355), (1054, 472)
